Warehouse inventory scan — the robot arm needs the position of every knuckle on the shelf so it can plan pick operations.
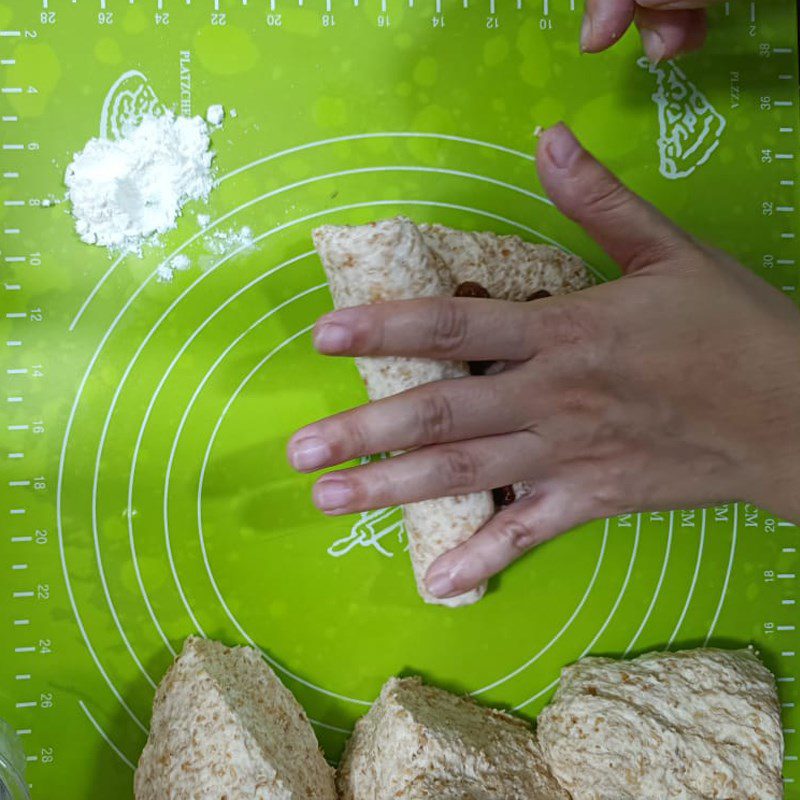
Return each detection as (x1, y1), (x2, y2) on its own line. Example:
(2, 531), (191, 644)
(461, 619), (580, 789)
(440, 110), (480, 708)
(440, 447), (479, 492)
(579, 173), (631, 219)
(340, 415), (370, 459)
(495, 517), (538, 554)
(417, 392), (455, 443)
(431, 301), (469, 354)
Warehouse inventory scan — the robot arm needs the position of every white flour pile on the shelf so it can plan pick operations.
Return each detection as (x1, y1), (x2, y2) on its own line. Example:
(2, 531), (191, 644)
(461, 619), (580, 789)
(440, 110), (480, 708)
(65, 112), (214, 253)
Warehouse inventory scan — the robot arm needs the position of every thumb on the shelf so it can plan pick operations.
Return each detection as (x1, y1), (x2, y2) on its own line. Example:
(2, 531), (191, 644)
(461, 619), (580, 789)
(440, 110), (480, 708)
(536, 123), (692, 274)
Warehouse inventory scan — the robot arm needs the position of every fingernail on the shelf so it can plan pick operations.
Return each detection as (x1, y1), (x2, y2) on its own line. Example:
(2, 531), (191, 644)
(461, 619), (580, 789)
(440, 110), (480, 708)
(544, 124), (581, 170)
(288, 436), (330, 471)
(313, 476), (354, 512)
(426, 566), (457, 598)
(314, 323), (352, 354)
(640, 28), (666, 65)
(579, 12), (593, 52)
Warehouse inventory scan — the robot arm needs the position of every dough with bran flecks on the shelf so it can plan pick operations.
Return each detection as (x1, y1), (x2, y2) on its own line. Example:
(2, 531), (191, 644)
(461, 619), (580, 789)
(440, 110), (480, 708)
(536, 647), (784, 800)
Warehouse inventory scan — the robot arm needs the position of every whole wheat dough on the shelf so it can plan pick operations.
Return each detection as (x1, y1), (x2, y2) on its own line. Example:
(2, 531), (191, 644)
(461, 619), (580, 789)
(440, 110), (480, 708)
(312, 218), (493, 606)
(134, 637), (336, 800)
(312, 217), (592, 605)
(337, 676), (570, 799)
(536, 647), (784, 800)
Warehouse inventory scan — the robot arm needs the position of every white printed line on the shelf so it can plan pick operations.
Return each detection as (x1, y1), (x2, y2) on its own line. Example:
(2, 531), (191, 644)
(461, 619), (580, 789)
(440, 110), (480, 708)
(9, 482), (31, 488)
(782, 233), (796, 238)
(14, 646), (35, 653)
(723, 0), (729, 13)
(15, 729), (31, 736)
(10, 509), (26, 515)
(777, 259), (796, 265)
(779, 521), (796, 527)
(774, 47), (794, 54)
(11, 536), (33, 542)
(6, 313), (27, 319)
(774, 102), (794, 108)
(783, 599), (797, 605)
(749, 0), (755, 21)
(778, 625), (796, 631)
(6, 341), (22, 347)
(780, 179), (796, 185)
(783, 547), (797, 553)
(13, 591), (34, 598)
(5, 257), (26, 263)
(780, 127), (795, 133)
(7, 397), (23, 403)
(8, 453), (24, 459)
(0, 30), (21, 37)
(3, 144), (24, 151)
(1, 88), (23, 94)
(15, 674), (30, 681)
(6, 368), (27, 374)
(78, 701), (136, 770)
(778, 676), (797, 682)
(778, 573), (796, 579)
(15, 701), (36, 709)
(785, 755), (798, 761)
(784, 702), (796, 708)
(11, 563), (28, 570)
(13, 619), (30, 626)
(4, 201), (25, 206)
(2, 119), (18, 124)
(779, 74), (794, 80)
(783, 651), (796, 657)
(4, 229), (20, 234)
(776, 207), (796, 213)
(8, 425), (29, 430)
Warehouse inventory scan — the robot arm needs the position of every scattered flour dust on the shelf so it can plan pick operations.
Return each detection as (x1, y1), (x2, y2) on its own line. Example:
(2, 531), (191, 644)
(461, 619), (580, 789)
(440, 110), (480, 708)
(65, 112), (214, 253)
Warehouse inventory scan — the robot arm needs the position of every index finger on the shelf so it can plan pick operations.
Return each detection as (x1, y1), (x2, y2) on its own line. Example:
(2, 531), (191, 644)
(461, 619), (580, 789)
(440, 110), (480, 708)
(313, 297), (552, 362)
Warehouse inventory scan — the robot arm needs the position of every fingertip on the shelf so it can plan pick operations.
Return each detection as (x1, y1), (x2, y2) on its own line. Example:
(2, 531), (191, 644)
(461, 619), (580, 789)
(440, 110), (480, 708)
(314, 320), (353, 353)
(580, 0), (636, 53)
(425, 555), (471, 599)
(537, 123), (583, 171)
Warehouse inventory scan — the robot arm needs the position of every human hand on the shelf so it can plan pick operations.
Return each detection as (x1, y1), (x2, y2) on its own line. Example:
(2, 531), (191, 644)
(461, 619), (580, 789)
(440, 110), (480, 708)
(581, 0), (724, 63)
(287, 123), (800, 601)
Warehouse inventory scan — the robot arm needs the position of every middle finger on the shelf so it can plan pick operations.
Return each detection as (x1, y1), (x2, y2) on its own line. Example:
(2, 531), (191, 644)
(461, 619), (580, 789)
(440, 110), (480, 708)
(288, 372), (532, 472)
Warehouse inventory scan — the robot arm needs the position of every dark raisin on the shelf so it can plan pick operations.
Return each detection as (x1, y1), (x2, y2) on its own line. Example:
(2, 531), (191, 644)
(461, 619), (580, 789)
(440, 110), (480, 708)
(492, 485), (516, 507)
(454, 281), (490, 299)
(526, 289), (551, 301)
(468, 360), (493, 376)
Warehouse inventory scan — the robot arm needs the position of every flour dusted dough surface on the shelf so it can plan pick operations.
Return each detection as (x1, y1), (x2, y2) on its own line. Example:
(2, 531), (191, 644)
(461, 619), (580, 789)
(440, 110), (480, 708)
(537, 647), (784, 800)
(134, 637), (336, 800)
(338, 677), (570, 799)
(313, 217), (592, 605)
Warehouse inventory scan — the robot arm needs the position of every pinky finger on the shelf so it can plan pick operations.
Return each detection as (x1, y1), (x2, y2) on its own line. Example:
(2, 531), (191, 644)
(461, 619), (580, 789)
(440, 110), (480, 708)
(635, 6), (707, 63)
(424, 484), (599, 599)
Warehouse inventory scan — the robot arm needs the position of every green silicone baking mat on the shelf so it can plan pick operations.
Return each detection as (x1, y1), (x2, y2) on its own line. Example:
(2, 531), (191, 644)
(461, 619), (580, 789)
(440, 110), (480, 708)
(1, 0), (798, 796)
